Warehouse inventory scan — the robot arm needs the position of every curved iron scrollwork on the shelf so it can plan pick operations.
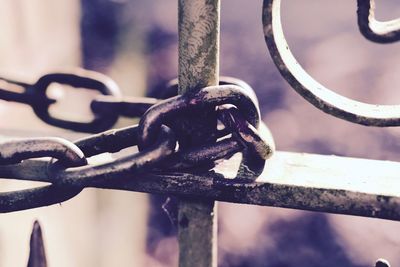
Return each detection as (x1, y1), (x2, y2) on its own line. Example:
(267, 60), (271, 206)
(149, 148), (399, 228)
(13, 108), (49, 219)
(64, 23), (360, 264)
(357, 0), (400, 44)
(262, 0), (400, 127)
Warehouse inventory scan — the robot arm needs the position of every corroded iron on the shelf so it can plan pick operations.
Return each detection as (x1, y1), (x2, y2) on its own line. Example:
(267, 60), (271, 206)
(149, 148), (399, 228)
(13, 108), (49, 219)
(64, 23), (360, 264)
(218, 105), (274, 178)
(0, 137), (86, 213)
(138, 84), (260, 149)
(0, 80), (271, 212)
(178, 1), (220, 266)
(53, 125), (176, 188)
(0, 137), (86, 166)
(0, 125), (176, 212)
(3, 1), (400, 264)
(3, 150), (400, 222)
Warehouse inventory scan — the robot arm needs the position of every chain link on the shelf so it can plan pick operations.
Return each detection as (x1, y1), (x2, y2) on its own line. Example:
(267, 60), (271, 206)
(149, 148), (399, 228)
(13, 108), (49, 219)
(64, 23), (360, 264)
(0, 137), (87, 213)
(0, 71), (274, 212)
(0, 69), (124, 132)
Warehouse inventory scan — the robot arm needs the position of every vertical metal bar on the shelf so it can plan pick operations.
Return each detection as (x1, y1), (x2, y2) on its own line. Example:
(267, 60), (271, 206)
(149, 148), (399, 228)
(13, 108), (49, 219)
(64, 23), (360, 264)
(27, 221), (47, 267)
(177, 0), (220, 267)
(178, 0), (220, 93)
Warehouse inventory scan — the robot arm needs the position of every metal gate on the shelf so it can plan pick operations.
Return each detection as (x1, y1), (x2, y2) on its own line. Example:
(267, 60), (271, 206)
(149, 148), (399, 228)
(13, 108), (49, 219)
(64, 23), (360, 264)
(0, 1), (399, 266)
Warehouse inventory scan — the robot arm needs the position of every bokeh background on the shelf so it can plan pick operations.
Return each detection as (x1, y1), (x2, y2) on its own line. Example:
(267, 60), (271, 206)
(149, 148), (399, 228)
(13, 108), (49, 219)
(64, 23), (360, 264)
(0, 0), (400, 266)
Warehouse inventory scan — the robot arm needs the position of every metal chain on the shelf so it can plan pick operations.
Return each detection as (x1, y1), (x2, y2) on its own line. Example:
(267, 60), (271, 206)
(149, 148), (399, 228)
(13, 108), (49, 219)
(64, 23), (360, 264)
(1, 2), (395, 266)
(0, 72), (274, 212)
(0, 69), (160, 132)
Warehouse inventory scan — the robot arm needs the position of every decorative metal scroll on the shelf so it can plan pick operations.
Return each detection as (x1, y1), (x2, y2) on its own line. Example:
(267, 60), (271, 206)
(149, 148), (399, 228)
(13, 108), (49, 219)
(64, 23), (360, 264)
(262, 0), (400, 127)
(357, 0), (400, 44)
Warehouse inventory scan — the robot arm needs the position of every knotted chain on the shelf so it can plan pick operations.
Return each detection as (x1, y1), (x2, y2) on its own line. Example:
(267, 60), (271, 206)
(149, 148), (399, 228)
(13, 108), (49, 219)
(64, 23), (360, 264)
(0, 71), (274, 213)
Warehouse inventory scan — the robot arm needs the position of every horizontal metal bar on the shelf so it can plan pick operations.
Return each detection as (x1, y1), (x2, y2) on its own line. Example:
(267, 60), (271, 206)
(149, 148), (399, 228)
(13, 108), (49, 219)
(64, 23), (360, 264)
(2, 151), (400, 221)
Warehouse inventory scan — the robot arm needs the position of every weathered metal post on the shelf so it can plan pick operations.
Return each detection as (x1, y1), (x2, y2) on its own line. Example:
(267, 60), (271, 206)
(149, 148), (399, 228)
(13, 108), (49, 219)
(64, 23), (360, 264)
(177, 0), (220, 266)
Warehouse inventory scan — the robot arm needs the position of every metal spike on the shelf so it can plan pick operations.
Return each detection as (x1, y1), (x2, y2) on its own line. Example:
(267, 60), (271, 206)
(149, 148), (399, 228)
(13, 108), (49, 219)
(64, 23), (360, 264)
(375, 258), (390, 267)
(27, 220), (47, 267)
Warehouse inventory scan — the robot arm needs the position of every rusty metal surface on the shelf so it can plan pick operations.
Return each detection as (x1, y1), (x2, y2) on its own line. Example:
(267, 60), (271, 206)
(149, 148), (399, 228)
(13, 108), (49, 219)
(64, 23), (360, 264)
(0, 137), (87, 213)
(3, 150), (400, 222)
(0, 137), (85, 166)
(0, 79), (273, 213)
(262, 0), (400, 127)
(105, 151), (400, 222)
(218, 106), (274, 178)
(0, 125), (176, 212)
(178, 0), (220, 265)
(138, 84), (260, 148)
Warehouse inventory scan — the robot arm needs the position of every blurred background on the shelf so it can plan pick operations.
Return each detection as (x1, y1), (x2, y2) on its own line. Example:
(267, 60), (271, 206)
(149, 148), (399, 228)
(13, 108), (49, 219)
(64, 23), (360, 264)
(0, 0), (400, 266)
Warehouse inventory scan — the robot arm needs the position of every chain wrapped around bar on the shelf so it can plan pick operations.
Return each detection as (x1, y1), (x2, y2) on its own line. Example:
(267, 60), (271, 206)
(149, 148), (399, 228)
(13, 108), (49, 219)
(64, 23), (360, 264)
(0, 75), (274, 212)
(138, 80), (273, 174)
(0, 125), (177, 212)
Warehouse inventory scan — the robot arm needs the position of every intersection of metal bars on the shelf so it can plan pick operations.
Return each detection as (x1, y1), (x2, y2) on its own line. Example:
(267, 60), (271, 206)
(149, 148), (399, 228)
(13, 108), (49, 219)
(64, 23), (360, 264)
(2, 0), (400, 266)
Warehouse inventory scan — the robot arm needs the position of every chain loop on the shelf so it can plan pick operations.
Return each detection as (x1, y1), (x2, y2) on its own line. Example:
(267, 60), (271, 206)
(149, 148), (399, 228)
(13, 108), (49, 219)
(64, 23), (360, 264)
(0, 71), (274, 212)
(137, 78), (274, 176)
(0, 138), (87, 213)
(52, 125), (176, 188)
(138, 84), (260, 149)
(31, 70), (121, 132)
(0, 69), (159, 133)
(0, 124), (177, 212)
(0, 137), (86, 166)
(218, 105), (274, 178)
(218, 105), (273, 160)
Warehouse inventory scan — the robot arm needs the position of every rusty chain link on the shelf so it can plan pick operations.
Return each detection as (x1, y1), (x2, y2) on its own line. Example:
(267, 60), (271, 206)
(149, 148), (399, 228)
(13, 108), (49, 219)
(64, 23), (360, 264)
(0, 71), (274, 212)
(0, 137), (88, 212)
